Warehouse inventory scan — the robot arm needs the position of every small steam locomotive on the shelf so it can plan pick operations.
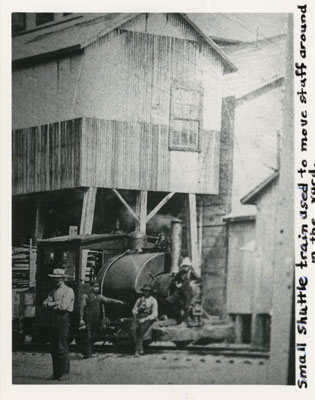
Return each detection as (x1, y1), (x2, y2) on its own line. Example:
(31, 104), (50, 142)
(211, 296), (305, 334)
(16, 221), (234, 349)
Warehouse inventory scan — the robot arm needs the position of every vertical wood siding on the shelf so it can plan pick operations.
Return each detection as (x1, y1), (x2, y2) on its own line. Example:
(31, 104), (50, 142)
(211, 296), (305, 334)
(81, 118), (170, 192)
(226, 220), (256, 314)
(12, 119), (82, 195)
(13, 18), (224, 195)
(13, 117), (219, 195)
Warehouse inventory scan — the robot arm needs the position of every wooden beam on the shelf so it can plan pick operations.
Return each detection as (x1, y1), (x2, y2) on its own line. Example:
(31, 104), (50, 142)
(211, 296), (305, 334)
(34, 197), (45, 243)
(146, 192), (175, 223)
(198, 201), (203, 266)
(80, 187), (97, 234)
(135, 191), (147, 232)
(251, 314), (265, 347)
(29, 239), (36, 288)
(186, 193), (199, 274)
(112, 189), (139, 223)
(234, 314), (243, 344)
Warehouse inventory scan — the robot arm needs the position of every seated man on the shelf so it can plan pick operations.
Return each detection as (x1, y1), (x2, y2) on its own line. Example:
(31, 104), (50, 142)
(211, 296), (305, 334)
(131, 284), (158, 357)
(167, 274), (193, 325)
(167, 257), (202, 325)
(79, 282), (124, 359)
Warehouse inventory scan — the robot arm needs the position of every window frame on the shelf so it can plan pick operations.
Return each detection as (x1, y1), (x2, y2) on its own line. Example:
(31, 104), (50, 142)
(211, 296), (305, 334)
(169, 81), (203, 152)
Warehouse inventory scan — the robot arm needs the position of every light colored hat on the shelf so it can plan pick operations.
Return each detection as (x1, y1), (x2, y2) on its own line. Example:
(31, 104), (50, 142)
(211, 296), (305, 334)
(48, 268), (67, 278)
(180, 257), (192, 267)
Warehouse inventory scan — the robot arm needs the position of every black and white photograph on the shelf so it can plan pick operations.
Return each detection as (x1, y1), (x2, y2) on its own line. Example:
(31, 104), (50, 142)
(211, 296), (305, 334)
(1, 0), (314, 395)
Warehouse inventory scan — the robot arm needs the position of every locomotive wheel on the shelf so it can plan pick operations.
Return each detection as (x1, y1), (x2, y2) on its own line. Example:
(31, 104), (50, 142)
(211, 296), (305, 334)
(173, 341), (192, 350)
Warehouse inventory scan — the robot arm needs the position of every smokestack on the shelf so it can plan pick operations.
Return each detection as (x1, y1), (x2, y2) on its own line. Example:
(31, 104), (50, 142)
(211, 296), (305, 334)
(170, 220), (182, 273)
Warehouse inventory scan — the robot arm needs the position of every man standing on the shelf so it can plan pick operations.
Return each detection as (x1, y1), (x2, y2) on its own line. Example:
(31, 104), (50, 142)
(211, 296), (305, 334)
(79, 281), (124, 359)
(43, 268), (74, 381)
(131, 284), (158, 357)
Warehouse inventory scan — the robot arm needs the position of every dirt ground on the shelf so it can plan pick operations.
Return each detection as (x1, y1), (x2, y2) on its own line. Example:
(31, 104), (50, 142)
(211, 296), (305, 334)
(12, 343), (269, 385)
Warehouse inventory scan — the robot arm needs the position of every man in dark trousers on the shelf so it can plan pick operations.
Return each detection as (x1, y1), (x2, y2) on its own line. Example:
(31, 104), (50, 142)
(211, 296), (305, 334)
(79, 281), (124, 359)
(43, 268), (74, 381)
(131, 284), (158, 357)
(167, 257), (202, 325)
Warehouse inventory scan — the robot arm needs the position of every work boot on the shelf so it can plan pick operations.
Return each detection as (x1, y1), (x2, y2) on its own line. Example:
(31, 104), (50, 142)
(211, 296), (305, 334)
(58, 374), (70, 381)
(46, 375), (59, 380)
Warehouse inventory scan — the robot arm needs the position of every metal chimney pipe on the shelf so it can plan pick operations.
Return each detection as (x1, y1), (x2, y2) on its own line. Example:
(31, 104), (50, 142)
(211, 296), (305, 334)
(170, 220), (183, 273)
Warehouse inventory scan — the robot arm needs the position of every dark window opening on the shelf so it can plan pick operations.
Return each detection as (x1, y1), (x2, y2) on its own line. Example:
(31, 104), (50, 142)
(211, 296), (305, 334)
(35, 13), (54, 26)
(63, 13), (73, 16)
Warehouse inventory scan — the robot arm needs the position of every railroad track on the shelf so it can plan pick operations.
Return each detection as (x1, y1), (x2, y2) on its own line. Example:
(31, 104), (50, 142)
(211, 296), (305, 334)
(14, 342), (270, 359)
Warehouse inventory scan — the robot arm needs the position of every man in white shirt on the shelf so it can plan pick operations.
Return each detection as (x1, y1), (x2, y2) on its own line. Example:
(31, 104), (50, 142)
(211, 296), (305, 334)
(43, 268), (74, 381)
(131, 284), (158, 357)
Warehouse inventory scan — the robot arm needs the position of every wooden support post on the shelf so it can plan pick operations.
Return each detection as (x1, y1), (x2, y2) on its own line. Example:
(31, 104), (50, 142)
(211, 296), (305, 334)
(251, 314), (264, 348)
(198, 201), (203, 267)
(29, 238), (36, 288)
(234, 314), (243, 344)
(112, 189), (140, 223)
(135, 191), (147, 232)
(186, 193), (199, 274)
(80, 188), (97, 234)
(146, 192), (175, 223)
(34, 197), (45, 243)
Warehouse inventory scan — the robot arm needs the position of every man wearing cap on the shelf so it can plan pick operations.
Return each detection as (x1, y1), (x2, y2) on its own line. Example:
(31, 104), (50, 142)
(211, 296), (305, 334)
(131, 284), (158, 357)
(43, 268), (74, 381)
(177, 257), (201, 284)
(79, 282), (124, 359)
(169, 257), (202, 325)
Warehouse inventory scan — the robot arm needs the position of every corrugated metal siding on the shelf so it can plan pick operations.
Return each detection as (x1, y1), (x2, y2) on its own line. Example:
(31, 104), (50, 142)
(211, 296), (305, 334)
(12, 119), (82, 195)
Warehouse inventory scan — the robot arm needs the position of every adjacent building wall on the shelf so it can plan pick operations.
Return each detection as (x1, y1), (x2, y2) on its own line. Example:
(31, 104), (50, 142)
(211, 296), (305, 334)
(200, 96), (235, 315)
(226, 218), (256, 314)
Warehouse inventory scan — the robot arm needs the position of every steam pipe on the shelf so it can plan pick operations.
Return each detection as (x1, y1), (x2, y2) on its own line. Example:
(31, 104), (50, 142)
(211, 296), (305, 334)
(170, 220), (182, 273)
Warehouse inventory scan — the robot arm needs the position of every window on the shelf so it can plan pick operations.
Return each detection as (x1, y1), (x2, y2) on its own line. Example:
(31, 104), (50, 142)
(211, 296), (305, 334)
(169, 84), (203, 151)
(35, 13), (54, 26)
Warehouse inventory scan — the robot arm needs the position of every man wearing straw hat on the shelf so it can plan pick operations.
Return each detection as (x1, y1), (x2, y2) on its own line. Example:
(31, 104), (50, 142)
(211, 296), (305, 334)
(131, 284), (158, 357)
(43, 268), (74, 381)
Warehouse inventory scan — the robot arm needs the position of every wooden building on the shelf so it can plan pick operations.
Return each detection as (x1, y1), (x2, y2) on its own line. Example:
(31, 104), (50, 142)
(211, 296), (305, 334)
(239, 171), (279, 347)
(217, 33), (286, 342)
(12, 13), (237, 315)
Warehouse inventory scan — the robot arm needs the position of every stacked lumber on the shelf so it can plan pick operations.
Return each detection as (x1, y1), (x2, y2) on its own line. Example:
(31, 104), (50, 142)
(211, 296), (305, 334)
(12, 246), (36, 289)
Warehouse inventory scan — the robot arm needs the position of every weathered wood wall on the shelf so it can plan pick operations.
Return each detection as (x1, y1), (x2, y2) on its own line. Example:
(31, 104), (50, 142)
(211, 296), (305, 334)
(253, 178), (278, 313)
(226, 179), (278, 316)
(13, 14), (224, 196)
(13, 117), (219, 195)
(226, 219), (256, 314)
(12, 119), (81, 195)
(199, 97), (235, 315)
(81, 119), (170, 192)
(13, 14), (224, 131)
